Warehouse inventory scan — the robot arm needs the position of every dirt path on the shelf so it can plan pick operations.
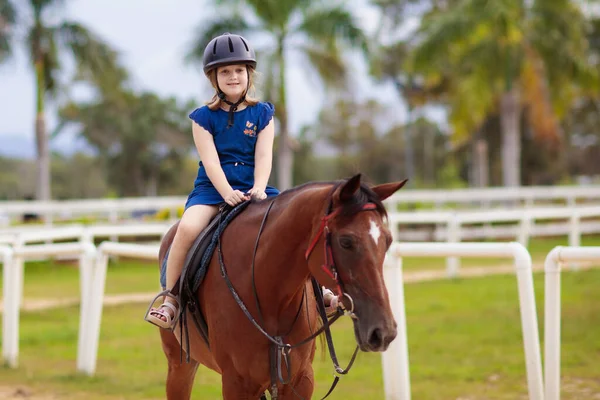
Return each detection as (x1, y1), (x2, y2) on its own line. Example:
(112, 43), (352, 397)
(0, 386), (57, 400)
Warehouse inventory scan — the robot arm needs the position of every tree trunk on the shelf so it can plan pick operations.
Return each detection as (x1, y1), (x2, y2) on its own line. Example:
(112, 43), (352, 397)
(35, 114), (50, 201)
(404, 105), (415, 180)
(393, 79), (415, 181)
(35, 59), (51, 201)
(424, 125), (435, 184)
(146, 174), (158, 197)
(500, 89), (521, 187)
(276, 38), (293, 190)
(472, 138), (489, 187)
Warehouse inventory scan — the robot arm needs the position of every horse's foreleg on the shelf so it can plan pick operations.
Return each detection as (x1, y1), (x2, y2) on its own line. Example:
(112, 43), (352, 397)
(221, 373), (265, 400)
(160, 329), (199, 400)
(279, 368), (315, 400)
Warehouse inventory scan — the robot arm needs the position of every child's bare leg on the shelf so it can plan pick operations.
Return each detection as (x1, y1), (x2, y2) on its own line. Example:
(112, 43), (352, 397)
(151, 204), (219, 324)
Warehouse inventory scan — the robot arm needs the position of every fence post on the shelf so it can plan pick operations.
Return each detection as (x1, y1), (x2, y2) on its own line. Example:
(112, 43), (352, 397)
(80, 242), (111, 375)
(108, 210), (118, 243)
(1, 245), (16, 367)
(381, 253), (411, 400)
(76, 241), (97, 373)
(544, 246), (600, 400)
(446, 215), (461, 277)
(510, 243), (544, 400)
(518, 212), (532, 247)
(568, 212), (581, 270)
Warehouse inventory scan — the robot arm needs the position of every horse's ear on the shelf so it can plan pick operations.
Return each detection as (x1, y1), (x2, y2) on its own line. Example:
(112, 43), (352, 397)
(339, 174), (362, 202)
(371, 179), (408, 201)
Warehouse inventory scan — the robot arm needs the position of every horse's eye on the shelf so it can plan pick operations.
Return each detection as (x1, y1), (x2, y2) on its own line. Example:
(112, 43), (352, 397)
(339, 236), (354, 249)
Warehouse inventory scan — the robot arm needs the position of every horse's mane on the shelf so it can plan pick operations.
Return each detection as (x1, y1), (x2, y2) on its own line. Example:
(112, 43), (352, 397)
(273, 179), (387, 218)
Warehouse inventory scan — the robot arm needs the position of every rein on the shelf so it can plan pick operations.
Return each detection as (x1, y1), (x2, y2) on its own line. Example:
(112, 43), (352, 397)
(217, 191), (379, 399)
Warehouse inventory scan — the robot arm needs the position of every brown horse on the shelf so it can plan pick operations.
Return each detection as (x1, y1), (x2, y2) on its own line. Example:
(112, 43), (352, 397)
(157, 174), (407, 399)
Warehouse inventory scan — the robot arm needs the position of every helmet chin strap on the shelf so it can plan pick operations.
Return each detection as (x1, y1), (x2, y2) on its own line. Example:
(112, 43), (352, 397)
(215, 69), (250, 128)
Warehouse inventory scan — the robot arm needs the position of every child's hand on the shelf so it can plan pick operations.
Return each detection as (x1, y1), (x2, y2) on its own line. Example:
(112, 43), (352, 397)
(224, 189), (250, 206)
(247, 187), (267, 200)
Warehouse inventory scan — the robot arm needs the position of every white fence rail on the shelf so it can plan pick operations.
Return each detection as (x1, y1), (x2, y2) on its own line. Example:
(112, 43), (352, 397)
(0, 223), (170, 247)
(2, 185), (600, 226)
(0, 197), (182, 226)
(543, 246), (600, 400)
(389, 205), (600, 277)
(384, 185), (600, 210)
(383, 242), (544, 400)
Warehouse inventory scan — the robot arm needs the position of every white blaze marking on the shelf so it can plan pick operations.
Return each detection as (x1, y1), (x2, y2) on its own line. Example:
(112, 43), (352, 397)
(369, 219), (381, 245)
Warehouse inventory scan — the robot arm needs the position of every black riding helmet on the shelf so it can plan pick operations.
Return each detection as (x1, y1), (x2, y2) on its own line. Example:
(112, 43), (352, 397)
(202, 32), (257, 74)
(203, 33), (257, 128)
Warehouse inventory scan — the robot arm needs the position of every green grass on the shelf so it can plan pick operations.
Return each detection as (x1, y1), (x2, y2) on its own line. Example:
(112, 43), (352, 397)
(1, 259), (161, 300)
(1, 269), (599, 399)
(3, 236), (599, 302)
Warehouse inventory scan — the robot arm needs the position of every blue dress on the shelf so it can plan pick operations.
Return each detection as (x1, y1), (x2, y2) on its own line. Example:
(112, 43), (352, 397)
(185, 101), (280, 209)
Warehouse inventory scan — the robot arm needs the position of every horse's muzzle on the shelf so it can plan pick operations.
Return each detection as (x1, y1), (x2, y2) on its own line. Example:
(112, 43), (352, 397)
(355, 318), (397, 352)
(366, 322), (397, 352)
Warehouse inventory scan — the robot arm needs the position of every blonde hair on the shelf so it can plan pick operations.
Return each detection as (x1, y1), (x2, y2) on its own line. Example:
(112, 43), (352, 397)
(205, 65), (259, 110)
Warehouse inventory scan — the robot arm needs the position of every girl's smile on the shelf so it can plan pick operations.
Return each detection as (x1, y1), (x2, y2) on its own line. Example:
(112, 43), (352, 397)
(217, 64), (248, 103)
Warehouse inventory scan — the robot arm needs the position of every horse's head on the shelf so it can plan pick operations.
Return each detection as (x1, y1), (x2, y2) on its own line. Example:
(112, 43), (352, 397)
(306, 174), (406, 352)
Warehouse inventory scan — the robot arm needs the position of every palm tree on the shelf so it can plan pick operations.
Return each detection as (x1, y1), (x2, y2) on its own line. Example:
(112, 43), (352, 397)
(0, 0), (127, 200)
(369, 0), (453, 182)
(409, 0), (595, 186)
(186, 0), (367, 190)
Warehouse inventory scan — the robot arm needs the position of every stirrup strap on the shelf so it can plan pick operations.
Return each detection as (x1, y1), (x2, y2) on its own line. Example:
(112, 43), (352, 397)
(158, 302), (178, 317)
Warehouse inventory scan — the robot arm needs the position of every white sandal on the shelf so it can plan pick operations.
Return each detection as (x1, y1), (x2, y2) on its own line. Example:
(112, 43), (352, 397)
(144, 290), (180, 330)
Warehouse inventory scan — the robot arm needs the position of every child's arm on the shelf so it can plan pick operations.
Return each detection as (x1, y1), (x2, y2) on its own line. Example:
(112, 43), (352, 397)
(251, 118), (275, 195)
(193, 122), (247, 204)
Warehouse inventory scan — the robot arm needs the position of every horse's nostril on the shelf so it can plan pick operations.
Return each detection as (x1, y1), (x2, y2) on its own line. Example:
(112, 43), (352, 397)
(368, 327), (383, 350)
(385, 327), (398, 347)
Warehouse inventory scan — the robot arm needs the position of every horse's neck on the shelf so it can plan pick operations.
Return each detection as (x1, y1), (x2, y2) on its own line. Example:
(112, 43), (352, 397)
(258, 186), (331, 325)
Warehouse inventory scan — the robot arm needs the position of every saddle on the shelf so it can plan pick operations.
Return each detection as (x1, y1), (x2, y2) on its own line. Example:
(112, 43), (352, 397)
(160, 201), (251, 356)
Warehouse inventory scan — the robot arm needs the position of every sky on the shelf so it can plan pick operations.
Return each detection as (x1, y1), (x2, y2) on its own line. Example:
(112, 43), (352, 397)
(0, 0), (414, 156)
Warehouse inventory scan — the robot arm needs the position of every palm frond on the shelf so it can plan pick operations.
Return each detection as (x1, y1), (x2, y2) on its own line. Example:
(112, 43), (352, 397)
(42, 29), (59, 94)
(30, 0), (66, 14)
(530, 0), (597, 89)
(299, 44), (347, 88)
(0, 0), (17, 62)
(56, 21), (128, 91)
(455, 34), (518, 82)
(520, 45), (562, 142)
(370, 41), (409, 81)
(412, 0), (522, 72)
(295, 6), (367, 54)
(446, 62), (498, 144)
(26, 23), (60, 93)
(411, 4), (475, 72)
(371, 0), (412, 27)
(218, 0), (310, 28)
